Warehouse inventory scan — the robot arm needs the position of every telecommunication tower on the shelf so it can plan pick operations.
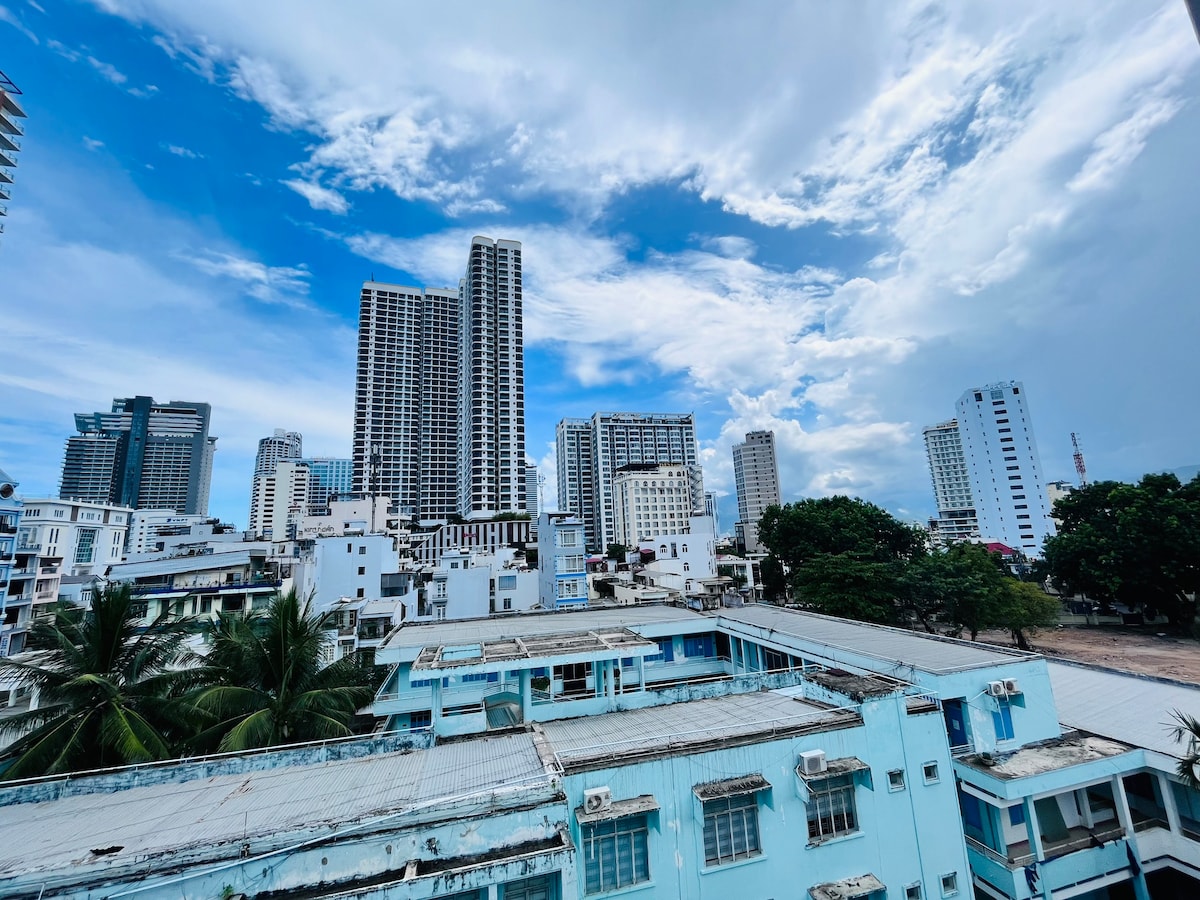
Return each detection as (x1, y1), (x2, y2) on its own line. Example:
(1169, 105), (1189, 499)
(1071, 433), (1088, 487)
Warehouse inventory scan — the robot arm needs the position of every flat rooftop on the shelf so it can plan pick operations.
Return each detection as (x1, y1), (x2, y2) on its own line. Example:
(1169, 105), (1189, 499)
(538, 689), (859, 771)
(960, 733), (1133, 779)
(413, 628), (658, 669)
(1048, 661), (1200, 759)
(0, 733), (553, 889)
(381, 604), (703, 651)
(718, 606), (1035, 674)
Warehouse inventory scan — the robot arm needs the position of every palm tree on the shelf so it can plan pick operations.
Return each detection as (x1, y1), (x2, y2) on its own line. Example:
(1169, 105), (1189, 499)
(1171, 710), (1200, 787)
(186, 589), (377, 753)
(0, 584), (204, 779)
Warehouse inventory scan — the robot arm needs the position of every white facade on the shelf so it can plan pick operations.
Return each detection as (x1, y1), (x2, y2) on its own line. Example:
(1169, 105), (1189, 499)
(637, 515), (718, 595)
(923, 419), (981, 548)
(956, 381), (1056, 554)
(15, 498), (130, 577)
(612, 464), (695, 548)
(732, 430), (781, 555)
(249, 460), (309, 540)
(537, 512), (587, 608)
(352, 237), (525, 524)
(291, 533), (399, 611)
(295, 495), (400, 541)
(253, 429), (302, 478)
(556, 412), (703, 551)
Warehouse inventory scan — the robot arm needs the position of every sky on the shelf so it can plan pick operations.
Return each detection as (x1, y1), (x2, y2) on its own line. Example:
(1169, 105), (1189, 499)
(1, 0), (1198, 534)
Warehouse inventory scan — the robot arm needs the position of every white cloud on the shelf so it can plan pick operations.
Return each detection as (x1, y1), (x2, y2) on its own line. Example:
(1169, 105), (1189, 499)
(186, 249), (313, 307)
(282, 177), (349, 214)
(163, 142), (203, 158)
(0, 3), (38, 42)
(82, 136), (105, 151)
(87, 54), (128, 85)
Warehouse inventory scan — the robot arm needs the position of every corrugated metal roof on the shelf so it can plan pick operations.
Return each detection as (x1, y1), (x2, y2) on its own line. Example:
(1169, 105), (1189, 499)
(383, 605), (703, 650)
(1047, 661), (1200, 759)
(0, 732), (551, 884)
(539, 690), (855, 767)
(109, 549), (258, 579)
(718, 606), (1032, 674)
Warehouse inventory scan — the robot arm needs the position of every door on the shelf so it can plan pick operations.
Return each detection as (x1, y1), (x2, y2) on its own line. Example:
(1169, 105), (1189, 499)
(943, 698), (969, 750)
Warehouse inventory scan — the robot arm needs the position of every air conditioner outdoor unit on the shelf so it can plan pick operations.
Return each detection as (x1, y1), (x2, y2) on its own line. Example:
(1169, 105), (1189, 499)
(584, 786), (613, 814)
(1003, 678), (1021, 695)
(799, 749), (828, 776)
(987, 681), (1008, 698)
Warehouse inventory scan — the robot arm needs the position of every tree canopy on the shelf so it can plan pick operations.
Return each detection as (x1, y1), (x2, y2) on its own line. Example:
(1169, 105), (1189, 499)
(759, 495), (1062, 643)
(0, 584), (205, 779)
(1043, 473), (1200, 629)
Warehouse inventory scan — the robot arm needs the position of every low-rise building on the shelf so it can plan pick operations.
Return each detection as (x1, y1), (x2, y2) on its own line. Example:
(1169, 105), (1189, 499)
(16, 498), (131, 577)
(537, 512), (587, 608)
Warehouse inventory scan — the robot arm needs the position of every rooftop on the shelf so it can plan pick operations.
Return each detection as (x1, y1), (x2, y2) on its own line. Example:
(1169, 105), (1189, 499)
(538, 688), (858, 771)
(960, 733), (1133, 779)
(718, 605), (1035, 674)
(412, 628), (657, 670)
(0, 732), (554, 889)
(1047, 660), (1200, 759)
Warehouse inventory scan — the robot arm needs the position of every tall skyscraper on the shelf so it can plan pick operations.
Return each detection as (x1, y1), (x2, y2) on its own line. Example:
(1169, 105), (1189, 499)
(732, 430), (781, 555)
(352, 236), (524, 524)
(556, 412), (703, 550)
(60, 397), (216, 515)
(249, 429), (302, 536)
(249, 460), (309, 540)
(924, 382), (1055, 554)
(955, 381), (1055, 554)
(297, 457), (354, 515)
(923, 419), (980, 547)
(525, 463), (540, 520)
(0, 70), (27, 244)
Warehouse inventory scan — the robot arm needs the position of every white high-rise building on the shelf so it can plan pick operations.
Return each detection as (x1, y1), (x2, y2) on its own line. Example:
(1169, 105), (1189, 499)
(556, 412), (703, 550)
(612, 463), (695, 548)
(249, 429), (302, 535)
(732, 430), (781, 555)
(923, 419), (980, 548)
(524, 463), (540, 521)
(249, 460), (310, 541)
(352, 237), (524, 524)
(954, 381), (1055, 554)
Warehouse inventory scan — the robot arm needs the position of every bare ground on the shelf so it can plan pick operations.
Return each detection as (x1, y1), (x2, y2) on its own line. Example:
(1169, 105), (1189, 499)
(974, 626), (1200, 685)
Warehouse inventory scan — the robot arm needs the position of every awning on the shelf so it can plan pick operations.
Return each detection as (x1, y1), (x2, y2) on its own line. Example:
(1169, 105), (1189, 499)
(809, 873), (885, 900)
(574, 794), (660, 825)
(796, 756), (870, 781)
(693, 773), (770, 801)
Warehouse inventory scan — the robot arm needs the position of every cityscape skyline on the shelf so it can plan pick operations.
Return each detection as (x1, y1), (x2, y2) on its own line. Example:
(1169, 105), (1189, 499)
(2, 2), (1199, 534)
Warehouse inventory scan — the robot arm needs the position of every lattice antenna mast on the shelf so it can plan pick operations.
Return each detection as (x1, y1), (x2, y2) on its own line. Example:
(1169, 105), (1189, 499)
(1071, 432), (1088, 487)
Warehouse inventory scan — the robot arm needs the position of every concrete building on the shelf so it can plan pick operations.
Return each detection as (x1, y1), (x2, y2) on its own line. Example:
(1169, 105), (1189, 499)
(0, 70), (27, 243)
(59, 396), (217, 515)
(956, 382), (1055, 555)
(295, 494), (402, 542)
(636, 514), (719, 596)
(125, 510), (234, 556)
(6, 603), (1200, 898)
(248, 429), (302, 534)
(732, 430), (781, 555)
(249, 459), (309, 540)
(290, 533), (399, 610)
(0, 467), (25, 658)
(352, 237), (525, 524)
(525, 462), (540, 525)
(704, 490), (720, 532)
(924, 418), (981, 548)
(297, 456), (354, 514)
(556, 412), (703, 551)
(611, 463), (695, 548)
(409, 519), (531, 568)
(537, 512), (587, 608)
(15, 498), (130, 578)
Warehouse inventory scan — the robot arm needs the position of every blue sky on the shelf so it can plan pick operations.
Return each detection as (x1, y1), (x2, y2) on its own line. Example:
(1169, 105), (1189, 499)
(1, 0), (1198, 533)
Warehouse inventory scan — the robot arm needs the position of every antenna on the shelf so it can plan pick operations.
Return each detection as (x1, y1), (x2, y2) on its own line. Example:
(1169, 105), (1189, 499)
(1071, 433), (1088, 488)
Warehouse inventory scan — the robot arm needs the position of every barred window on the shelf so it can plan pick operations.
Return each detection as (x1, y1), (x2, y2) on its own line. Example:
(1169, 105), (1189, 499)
(583, 814), (650, 894)
(806, 773), (858, 841)
(703, 793), (761, 866)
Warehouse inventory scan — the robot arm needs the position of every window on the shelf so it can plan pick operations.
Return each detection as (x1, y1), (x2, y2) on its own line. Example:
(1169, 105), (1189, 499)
(582, 815), (650, 894)
(806, 773), (858, 841)
(356, 588), (365, 598)
(409, 710), (431, 729)
(906, 885), (923, 900)
(358, 566), (366, 576)
(1009, 805), (1026, 826)
(560, 529), (580, 547)
(888, 769), (906, 791)
(923, 762), (939, 784)
(940, 873), (959, 897)
(648, 639), (674, 662)
(359, 546), (367, 554)
(498, 574), (517, 590)
(683, 635), (715, 658)
(703, 794), (761, 866)
(75, 528), (97, 565)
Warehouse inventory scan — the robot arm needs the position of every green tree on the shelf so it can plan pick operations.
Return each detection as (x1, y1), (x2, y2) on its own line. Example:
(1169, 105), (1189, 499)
(0, 584), (203, 779)
(1170, 711), (1200, 788)
(758, 554), (789, 604)
(995, 579), (1061, 651)
(940, 543), (1009, 641)
(1043, 474), (1200, 629)
(758, 497), (927, 623)
(606, 543), (630, 561)
(187, 589), (377, 753)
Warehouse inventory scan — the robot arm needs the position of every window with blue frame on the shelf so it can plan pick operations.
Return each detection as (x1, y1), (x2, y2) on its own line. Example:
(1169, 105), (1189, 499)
(647, 639), (674, 662)
(993, 700), (1015, 741)
(703, 793), (761, 866)
(683, 635), (715, 658)
(463, 672), (499, 683)
(1009, 805), (1026, 827)
(411, 678), (433, 688)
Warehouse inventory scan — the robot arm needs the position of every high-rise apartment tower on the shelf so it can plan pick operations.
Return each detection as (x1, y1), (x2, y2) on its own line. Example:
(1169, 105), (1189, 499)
(60, 397), (216, 515)
(353, 237), (525, 523)
(923, 419), (980, 547)
(556, 413), (703, 550)
(0, 70), (27, 244)
(732, 430), (781, 555)
(248, 429), (302, 536)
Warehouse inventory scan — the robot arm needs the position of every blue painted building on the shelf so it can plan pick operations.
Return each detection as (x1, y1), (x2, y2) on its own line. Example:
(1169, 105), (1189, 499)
(2, 603), (1199, 898)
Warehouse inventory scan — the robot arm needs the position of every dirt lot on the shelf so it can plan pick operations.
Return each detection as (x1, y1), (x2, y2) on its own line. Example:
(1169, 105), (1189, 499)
(974, 626), (1200, 684)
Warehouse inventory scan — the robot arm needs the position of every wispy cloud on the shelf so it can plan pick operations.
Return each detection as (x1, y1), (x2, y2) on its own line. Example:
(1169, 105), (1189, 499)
(163, 142), (203, 159)
(46, 37), (161, 97)
(82, 136), (105, 151)
(0, 3), (38, 43)
(282, 178), (350, 214)
(186, 249), (313, 307)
